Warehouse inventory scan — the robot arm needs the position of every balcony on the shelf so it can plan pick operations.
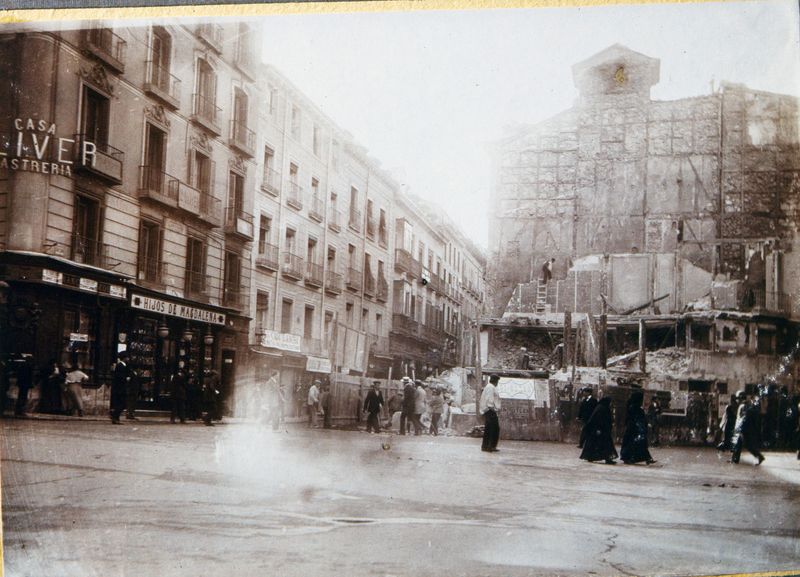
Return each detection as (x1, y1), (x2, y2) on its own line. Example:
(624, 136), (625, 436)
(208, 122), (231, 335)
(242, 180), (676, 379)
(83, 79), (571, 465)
(394, 248), (421, 279)
(363, 272), (376, 298)
(83, 28), (126, 73)
(281, 252), (305, 280)
(286, 182), (303, 210)
(191, 93), (221, 135)
(392, 313), (419, 337)
(255, 243), (279, 271)
(328, 208), (342, 232)
(71, 233), (109, 268)
(229, 120), (256, 157)
(137, 256), (163, 286)
(138, 165), (177, 207)
(224, 207), (254, 240)
(324, 270), (343, 295)
(376, 276), (389, 302)
(196, 23), (223, 53)
(74, 135), (123, 184)
(223, 284), (246, 310)
(348, 208), (362, 233)
(185, 270), (208, 300)
(309, 196), (324, 222)
(430, 274), (443, 294)
(167, 177), (221, 227)
(366, 216), (376, 239)
(739, 289), (793, 316)
(346, 267), (362, 292)
(143, 61), (180, 109)
(261, 167), (280, 197)
(305, 261), (324, 288)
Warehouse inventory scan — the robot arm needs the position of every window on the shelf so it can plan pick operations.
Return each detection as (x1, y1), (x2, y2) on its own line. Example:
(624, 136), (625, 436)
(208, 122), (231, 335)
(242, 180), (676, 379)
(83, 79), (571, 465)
(81, 86), (110, 145)
(228, 171), (245, 215)
(362, 308), (370, 333)
(148, 26), (172, 89)
(330, 191), (338, 208)
(289, 162), (299, 185)
(307, 237), (318, 265)
(138, 220), (162, 282)
(191, 150), (213, 195)
(267, 87), (277, 116)
(375, 313), (383, 335)
(256, 291), (269, 333)
(313, 124), (321, 156)
(285, 228), (296, 254)
(258, 215), (272, 254)
(72, 195), (101, 266)
(281, 298), (293, 334)
(379, 209), (387, 245)
(327, 246), (336, 268)
(232, 88), (249, 141)
(346, 302), (354, 326)
(304, 306), (314, 339)
(263, 146), (276, 184)
(324, 311), (334, 348)
(378, 260), (385, 281)
(311, 177), (319, 199)
(224, 251), (241, 289)
(185, 237), (206, 295)
(291, 105), (300, 139)
(348, 243), (357, 269)
(350, 186), (359, 211)
(195, 58), (217, 121)
(142, 123), (166, 190)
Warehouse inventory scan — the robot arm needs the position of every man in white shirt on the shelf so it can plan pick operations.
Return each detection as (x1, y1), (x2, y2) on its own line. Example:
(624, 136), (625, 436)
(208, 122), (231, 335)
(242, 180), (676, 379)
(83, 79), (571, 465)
(307, 380), (321, 428)
(64, 365), (88, 417)
(480, 375), (502, 452)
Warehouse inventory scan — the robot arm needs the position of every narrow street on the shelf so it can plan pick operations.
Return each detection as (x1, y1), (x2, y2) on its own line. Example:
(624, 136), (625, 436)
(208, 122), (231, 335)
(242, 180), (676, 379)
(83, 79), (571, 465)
(2, 418), (799, 577)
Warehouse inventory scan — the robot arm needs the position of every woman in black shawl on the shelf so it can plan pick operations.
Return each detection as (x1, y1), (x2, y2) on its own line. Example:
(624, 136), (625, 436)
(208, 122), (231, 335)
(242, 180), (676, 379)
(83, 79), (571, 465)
(620, 391), (656, 465)
(579, 396), (618, 464)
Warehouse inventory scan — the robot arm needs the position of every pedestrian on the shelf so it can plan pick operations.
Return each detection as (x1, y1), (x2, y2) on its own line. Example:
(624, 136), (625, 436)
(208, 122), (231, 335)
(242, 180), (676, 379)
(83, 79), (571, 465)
(186, 370), (201, 421)
(201, 369), (219, 426)
(620, 391), (656, 465)
(541, 257), (555, 284)
(307, 380), (321, 428)
(576, 387), (598, 448)
(731, 392), (765, 465)
(110, 352), (131, 425)
(646, 397), (662, 446)
(363, 381), (384, 434)
(64, 364), (89, 417)
(386, 388), (403, 429)
(400, 376), (415, 435)
(480, 375), (501, 452)
(579, 396), (618, 464)
(428, 388), (444, 436)
(39, 360), (65, 414)
(413, 380), (427, 436)
(263, 370), (283, 431)
(13, 355), (34, 417)
(320, 384), (332, 429)
(517, 347), (530, 370)
(717, 394), (739, 452)
(207, 369), (223, 422)
(169, 362), (188, 424)
(125, 365), (140, 421)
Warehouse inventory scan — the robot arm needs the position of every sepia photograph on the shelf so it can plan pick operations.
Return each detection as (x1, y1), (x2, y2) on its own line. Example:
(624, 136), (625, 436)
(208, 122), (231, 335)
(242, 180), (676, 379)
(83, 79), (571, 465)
(1, 1), (799, 575)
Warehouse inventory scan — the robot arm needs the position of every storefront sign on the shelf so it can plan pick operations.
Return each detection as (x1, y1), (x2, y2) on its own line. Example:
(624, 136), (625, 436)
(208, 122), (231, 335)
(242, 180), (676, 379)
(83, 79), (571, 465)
(306, 356), (332, 374)
(69, 333), (89, 342)
(109, 285), (126, 299)
(79, 278), (98, 293)
(0, 118), (98, 177)
(130, 293), (226, 326)
(42, 269), (63, 284)
(260, 330), (302, 352)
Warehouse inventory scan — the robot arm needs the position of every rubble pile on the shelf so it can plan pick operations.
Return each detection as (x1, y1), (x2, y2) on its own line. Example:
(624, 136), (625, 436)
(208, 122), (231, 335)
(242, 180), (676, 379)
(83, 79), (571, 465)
(612, 347), (690, 377)
(487, 329), (559, 369)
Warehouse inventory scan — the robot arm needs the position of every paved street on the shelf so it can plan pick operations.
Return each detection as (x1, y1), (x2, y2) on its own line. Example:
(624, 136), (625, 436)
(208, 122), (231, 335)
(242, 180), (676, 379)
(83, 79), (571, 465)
(2, 418), (799, 577)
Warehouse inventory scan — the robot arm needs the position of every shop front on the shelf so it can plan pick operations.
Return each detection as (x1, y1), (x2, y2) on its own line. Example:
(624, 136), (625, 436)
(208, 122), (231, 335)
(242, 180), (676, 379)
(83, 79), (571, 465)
(124, 289), (231, 412)
(0, 251), (130, 414)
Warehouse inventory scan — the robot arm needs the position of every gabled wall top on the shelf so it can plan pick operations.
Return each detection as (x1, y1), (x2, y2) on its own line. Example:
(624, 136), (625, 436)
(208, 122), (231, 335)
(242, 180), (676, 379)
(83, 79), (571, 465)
(572, 44), (660, 99)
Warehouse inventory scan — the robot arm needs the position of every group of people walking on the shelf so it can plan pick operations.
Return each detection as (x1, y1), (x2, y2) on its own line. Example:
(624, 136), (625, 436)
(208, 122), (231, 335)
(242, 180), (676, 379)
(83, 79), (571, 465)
(395, 376), (448, 436)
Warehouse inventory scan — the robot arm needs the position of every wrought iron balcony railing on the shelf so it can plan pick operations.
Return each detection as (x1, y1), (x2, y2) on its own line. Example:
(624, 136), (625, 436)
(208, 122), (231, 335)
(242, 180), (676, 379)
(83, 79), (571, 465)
(143, 60), (180, 108)
(261, 167), (281, 196)
(255, 243), (279, 271)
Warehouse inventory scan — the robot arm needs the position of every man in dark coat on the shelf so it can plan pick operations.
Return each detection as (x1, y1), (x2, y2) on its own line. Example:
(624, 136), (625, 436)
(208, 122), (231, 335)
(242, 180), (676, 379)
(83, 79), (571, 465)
(717, 394), (739, 451)
(125, 366), (140, 421)
(579, 396), (618, 464)
(620, 391), (656, 465)
(201, 369), (220, 426)
(400, 376), (415, 435)
(731, 395), (765, 465)
(13, 356), (35, 417)
(110, 352), (131, 424)
(170, 362), (188, 424)
(363, 381), (384, 434)
(576, 387), (598, 448)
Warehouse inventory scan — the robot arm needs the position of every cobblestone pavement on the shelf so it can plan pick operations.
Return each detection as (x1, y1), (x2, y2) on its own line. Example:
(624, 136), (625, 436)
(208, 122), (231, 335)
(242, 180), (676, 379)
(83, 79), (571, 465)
(2, 418), (799, 577)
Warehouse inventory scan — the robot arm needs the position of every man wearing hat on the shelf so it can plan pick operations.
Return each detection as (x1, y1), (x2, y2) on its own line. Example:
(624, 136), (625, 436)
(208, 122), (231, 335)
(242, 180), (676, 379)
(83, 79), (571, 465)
(307, 379), (321, 428)
(400, 376), (415, 435)
(480, 375), (502, 452)
(363, 381), (385, 433)
(413, 380), (427, 436)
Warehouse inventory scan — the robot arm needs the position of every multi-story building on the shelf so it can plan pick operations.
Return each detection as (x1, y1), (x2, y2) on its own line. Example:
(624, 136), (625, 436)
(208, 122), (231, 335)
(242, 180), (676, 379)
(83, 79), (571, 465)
(0, 21), (259, 411)
(0, 20), (486, 417)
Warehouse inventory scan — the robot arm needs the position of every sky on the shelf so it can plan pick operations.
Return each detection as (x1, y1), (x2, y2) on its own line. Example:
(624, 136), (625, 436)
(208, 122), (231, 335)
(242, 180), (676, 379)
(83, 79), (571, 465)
(248, 0), (800, 249)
